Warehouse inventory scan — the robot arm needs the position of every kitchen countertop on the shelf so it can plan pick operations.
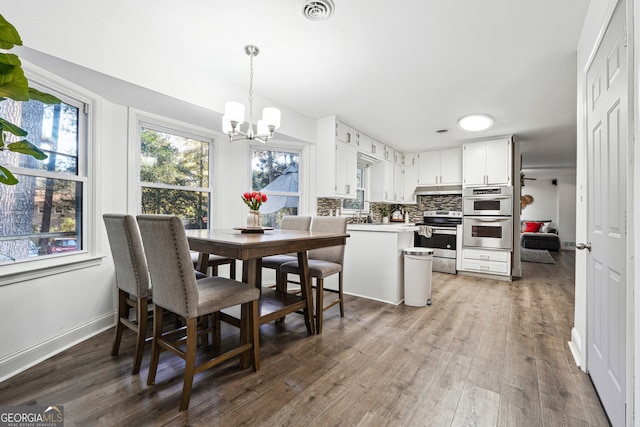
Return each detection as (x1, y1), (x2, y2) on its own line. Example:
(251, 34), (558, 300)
(347, 223), (418, 232)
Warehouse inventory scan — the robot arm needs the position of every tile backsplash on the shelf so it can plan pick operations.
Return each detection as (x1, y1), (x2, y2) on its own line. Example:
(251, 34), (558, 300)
(317, 194), (462, 223)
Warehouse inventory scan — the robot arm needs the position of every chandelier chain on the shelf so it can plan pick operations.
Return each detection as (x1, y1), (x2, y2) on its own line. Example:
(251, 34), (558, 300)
(248, 51), (254, 126)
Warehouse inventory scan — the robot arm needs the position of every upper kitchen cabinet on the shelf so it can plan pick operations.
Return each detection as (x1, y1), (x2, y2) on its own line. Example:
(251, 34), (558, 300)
(369, 159), (396, 202)
(417, 147), (462, 186)
(462, 137), (512, 187)
(402, 153), (419, 203)
(316, 116), (358, 199)
(336, 120), (358, 145)
(371, 139), (385, 160)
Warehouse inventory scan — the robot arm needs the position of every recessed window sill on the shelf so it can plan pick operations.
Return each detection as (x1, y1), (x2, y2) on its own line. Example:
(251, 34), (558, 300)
(0, 252), (106, 286)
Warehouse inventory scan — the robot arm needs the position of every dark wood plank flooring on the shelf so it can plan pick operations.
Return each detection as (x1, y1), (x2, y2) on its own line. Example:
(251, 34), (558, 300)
(0, 250), (609, 426)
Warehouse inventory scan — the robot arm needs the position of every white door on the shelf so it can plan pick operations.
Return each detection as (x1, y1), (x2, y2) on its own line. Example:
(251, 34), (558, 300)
(584, 3), (627, 426)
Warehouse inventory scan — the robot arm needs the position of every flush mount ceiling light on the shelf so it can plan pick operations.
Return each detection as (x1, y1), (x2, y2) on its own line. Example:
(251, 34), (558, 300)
(457, 114), (494, 131)
(222, 45), (281, 144)
(302, 0), (335, 21)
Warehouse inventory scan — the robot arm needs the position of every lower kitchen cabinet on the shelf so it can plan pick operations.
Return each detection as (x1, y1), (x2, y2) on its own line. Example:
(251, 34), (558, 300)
(461, 248), (511, 276)
(343, 226), (415, 304)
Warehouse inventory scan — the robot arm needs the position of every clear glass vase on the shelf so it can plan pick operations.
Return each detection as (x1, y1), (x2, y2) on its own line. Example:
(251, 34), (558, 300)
(247, 210), (261, 228)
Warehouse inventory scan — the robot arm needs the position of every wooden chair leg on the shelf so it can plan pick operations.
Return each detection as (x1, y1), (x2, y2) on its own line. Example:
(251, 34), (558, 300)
(316, 278), (324, 334)
(213, 311), (221, 352)
(276, 271), (287, 323)
(111, 289), (128, 356)
(146, 305), (164, 386)
(338, 271), (345, 317)
(230, 260), (237, 280)
(179, 317), (198, 412)
(131, 296), (148, 375)
(250, 299), (260, 371)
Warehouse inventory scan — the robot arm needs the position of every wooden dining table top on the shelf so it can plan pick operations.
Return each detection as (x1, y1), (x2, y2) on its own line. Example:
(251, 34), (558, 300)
(185, 228), (349, 260)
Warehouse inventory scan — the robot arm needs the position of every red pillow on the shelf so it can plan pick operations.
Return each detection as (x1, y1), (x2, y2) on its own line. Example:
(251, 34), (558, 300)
(524, 221), (543, 232)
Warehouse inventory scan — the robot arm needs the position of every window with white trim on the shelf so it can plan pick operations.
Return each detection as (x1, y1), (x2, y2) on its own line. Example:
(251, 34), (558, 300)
(251, 147), (300, 228)
(0, 81), (87, 262)
(342, 164), (367, 212)
(137, 121), (213, 229)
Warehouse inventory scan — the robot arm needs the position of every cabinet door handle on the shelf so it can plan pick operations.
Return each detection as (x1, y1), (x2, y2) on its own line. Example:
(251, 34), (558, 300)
(345, 185), (350, 194)
(372, 145), (376, 154)
(346, 133), (351, 143)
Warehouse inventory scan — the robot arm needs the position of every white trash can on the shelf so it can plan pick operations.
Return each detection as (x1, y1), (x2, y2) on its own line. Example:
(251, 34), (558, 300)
(403, 247), (434, 307)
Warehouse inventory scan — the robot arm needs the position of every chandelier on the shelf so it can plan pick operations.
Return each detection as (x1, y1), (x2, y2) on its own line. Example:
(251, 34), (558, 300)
(222, 45), (281, 144)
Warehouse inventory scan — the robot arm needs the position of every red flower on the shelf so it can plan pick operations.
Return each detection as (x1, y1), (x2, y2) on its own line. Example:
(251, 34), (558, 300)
(241, 191), (267, 211)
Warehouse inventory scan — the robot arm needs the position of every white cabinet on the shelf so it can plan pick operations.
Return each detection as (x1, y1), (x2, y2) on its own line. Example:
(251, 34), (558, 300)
(370, 159), (398, 202)
(462, 138), (512, 187)
(417, 147), (462, 186)
(316, 116), (358, 199)
(336, 120), (357, 145)
(402, 153), (418, 203)
(335, 141), (358, 197)
(343, 228), (414, 304)
(461, 248), (511, 276)
(371, 139), (385, 160)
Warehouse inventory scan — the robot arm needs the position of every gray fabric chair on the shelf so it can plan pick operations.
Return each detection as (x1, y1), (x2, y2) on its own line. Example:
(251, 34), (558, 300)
(191, 251), (237, 279)
(261, 216), (312, 273)
(103, 214), (152, 375)
(137, 214), (260, 412)
(279, 216), (348, 333)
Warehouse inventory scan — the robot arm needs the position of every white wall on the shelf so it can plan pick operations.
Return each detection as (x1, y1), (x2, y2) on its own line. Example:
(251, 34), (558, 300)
(557, 175), (577, 248)
(521, 179), (558, 223)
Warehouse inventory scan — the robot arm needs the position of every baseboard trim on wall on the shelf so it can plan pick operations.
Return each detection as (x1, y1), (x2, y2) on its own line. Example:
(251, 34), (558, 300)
(568, 327), (583, 369)
(0, 312), (115, 382)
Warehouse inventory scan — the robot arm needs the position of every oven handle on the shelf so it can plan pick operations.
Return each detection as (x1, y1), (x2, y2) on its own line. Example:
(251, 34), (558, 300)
(428, 227), (458, 235)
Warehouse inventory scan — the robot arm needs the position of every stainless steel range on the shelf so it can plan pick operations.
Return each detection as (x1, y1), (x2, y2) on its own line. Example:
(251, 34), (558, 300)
(414, 210), (462, 274)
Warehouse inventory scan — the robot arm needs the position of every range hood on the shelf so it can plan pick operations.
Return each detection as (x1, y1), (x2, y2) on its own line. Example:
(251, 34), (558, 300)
(414, 185), (463, 196)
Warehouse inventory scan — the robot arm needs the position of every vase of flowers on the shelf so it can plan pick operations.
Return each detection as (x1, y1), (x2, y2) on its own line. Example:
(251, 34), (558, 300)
(242, 191), (267, 227)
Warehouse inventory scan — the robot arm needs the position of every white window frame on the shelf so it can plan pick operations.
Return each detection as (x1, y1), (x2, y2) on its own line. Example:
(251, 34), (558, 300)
(0, 63), (101, 285)
(341, 163), (370, 214)
(249, 142), (303, 219)
(128, 109), (216, 227)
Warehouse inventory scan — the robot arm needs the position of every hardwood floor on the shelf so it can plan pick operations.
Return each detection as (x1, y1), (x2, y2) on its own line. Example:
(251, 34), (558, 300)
(0, 250), (609, 426)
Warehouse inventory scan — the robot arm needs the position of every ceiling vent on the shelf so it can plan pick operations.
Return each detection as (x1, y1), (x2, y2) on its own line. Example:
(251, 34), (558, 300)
(302, 0), (335, 21)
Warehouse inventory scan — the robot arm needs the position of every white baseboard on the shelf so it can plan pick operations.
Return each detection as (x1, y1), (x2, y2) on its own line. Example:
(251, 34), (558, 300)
(0, 312), (115, 383)
(568, 327), (584, 369)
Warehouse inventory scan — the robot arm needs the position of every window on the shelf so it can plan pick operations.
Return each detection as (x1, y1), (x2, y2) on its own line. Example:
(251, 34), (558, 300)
(251, 148), (300, 229)
(138, 122), (212, 229)
(0, 83), (87, 262)
(342, 164), (367, 211)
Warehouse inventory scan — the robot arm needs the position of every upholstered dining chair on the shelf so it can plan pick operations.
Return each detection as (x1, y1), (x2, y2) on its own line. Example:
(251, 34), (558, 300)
(279, 216), (348, 333)
(136, 214), (260, 412)
(191, 251), (237, 279)
(261, 216), (312, 277)
(103, 213), (152, 375)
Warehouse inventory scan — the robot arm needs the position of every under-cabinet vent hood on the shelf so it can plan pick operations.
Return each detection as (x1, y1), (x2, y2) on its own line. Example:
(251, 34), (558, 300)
(414, 185), (463, 196)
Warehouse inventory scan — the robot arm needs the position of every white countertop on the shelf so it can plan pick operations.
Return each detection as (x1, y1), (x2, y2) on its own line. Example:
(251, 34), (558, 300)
(347, 223), (418, 233)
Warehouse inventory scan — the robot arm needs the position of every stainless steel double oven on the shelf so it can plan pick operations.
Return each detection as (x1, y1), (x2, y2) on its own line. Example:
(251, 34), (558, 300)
(462, 186), (513, 250)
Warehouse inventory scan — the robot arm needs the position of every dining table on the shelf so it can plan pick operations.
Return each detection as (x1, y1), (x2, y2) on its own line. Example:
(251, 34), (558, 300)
(186, 228), (349, 335)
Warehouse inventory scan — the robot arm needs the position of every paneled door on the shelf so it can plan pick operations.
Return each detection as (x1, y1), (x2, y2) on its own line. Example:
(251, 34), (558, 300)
(584, 3), (627, 426)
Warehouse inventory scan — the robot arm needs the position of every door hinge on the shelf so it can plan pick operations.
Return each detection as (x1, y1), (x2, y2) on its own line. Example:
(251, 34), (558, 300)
(83, 103), (89, 115)
(624, 21), (628, 47)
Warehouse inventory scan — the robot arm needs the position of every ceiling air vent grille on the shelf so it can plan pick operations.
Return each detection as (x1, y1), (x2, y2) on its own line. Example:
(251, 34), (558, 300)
(302, 0), (335, 22)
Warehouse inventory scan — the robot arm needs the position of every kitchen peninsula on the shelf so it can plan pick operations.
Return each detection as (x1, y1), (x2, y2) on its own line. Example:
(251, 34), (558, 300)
(343, 223), (417, 304)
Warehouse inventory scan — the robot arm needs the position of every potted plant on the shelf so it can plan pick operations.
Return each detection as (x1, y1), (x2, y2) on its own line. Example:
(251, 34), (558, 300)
(380, 205), (390, 224)
(0, 13), (61, 185)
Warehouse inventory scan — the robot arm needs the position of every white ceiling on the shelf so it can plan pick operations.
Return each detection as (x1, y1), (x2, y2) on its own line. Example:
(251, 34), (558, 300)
(5, 0), (589, 178)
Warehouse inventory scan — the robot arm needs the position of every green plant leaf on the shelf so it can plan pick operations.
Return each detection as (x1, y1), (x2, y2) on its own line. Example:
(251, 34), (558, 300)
(0, 53), (29, 100)
(7, 140), (47, 160)
(0, 14), (22, 50)
(0, 117), (27, 136)
(0, 165), (18, 185)
(28, 87), (61, 104)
